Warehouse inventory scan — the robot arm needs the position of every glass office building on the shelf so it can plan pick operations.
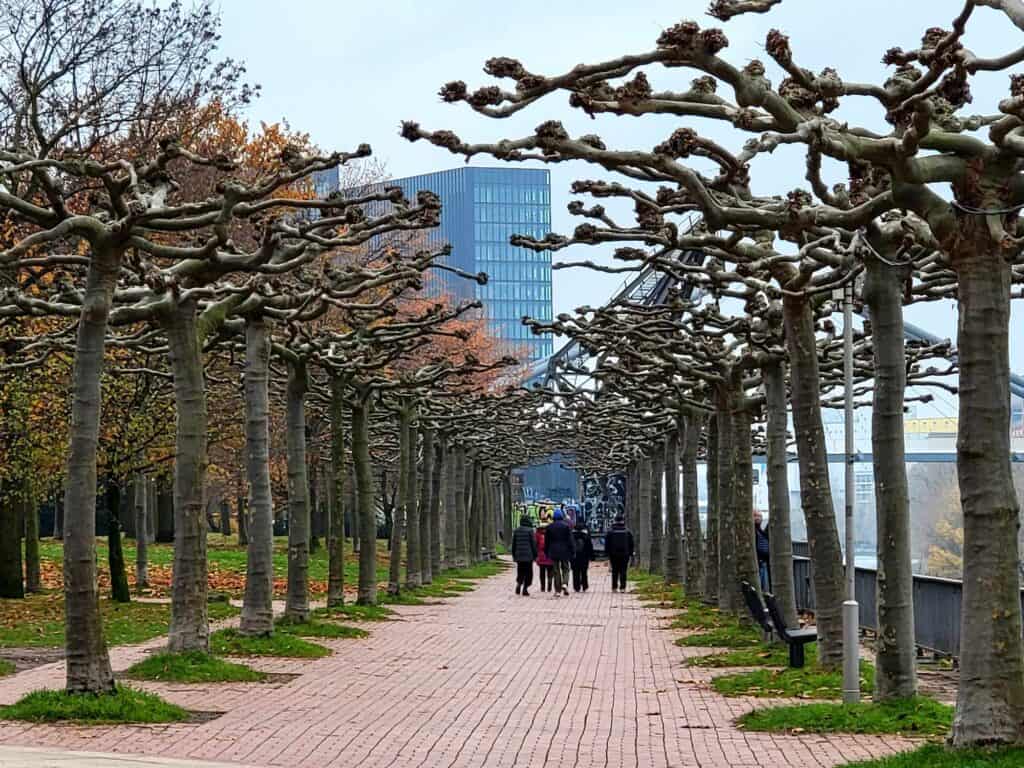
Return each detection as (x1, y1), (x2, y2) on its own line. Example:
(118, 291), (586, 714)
(344, 166), (554, 362)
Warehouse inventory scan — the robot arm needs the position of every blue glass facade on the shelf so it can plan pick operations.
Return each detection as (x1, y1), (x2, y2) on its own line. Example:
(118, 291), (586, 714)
(345, 167), (554, 362)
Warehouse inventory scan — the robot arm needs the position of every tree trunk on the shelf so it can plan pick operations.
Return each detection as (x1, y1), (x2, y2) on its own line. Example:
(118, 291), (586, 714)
(864, 253), (917, 701)
(389, 407), (411, 594)
(120, 480), (136, 539)
(682, 412), (705, 597)
(237, 491), (248, 547)
(327, 375), (347, 608)
(664, 430), (684, 585)
(155, 478), (174, 543)
(731, 405), (761, 608)
(454, 446), (469, 567)
(949, 227), (1024, 746)
(64, 253), (117, 693)
(418, 427), (434, 585)
(240, 318), (275, 635)
(162, 300), (209, 653)
(353, 396), (378, 605)
(763, 359), (798, 629)
(716, 405), (738, 613)
(636, 456), (652, 570)
(219, 500), (231, 537)
(705, 415), (720, 604)
(782, 292), (845, 668)
(284, 358), (311, 622)
(53, 491), (63, 540)
(443, 441), (457, 567)
(23, 494), (40, 593)
(405, 413), (422, 589)
(0, 490), (24, 599)
(502, 474), (513, 551)
(429, 434), (445, 579)
(649, 448), (664, 576)
(106, 485), (131, 604)
(133, 475), (149, 591)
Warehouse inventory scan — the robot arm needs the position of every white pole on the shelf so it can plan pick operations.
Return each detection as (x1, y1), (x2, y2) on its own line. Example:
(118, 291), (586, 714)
(842, 280), (860, 704)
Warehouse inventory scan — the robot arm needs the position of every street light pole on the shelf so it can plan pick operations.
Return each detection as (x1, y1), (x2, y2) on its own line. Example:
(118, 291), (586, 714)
(842, 280), (860, 704)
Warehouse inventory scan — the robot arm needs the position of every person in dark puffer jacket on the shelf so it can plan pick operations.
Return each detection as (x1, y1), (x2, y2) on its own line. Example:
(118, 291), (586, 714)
(510, 515), (538, 595)
(544, 509), (576, 596)
(571, 519), (595, 592)
(605, 515), (635, 592)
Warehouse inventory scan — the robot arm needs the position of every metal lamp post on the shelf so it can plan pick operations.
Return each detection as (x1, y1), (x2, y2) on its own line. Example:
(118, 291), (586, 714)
(841, 280), (860, 704)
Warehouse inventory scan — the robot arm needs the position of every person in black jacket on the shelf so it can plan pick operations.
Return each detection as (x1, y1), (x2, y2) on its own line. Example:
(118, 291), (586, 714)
(571, 519), (595, 592)
(544, 509), (576, 596)
(605, 515), (635, 592)
(510, 515), (538, 595)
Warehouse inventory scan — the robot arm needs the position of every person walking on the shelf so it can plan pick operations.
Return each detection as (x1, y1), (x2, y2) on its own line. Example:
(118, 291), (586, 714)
(605, 515), (634, 593)
(754, 510), (771, 591)
(511, 514), (537, 596)
(571, 519), (595, 592)
(535, 522), (554, 592)
(544, 509), (576, 596)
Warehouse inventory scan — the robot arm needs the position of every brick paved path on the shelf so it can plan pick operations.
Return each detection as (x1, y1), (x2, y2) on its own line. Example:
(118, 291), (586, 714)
(0, 563), (913, 767)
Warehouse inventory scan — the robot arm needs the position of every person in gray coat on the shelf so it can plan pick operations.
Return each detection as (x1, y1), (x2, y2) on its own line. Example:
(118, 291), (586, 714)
(510, 515), (538, 596)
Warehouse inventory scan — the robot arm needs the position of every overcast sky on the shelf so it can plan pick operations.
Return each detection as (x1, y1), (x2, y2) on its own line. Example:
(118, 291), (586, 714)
(216, 0), (1023, 387)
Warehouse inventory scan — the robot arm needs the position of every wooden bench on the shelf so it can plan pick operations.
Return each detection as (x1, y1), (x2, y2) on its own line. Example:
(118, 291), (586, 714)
(763, 592), (818, 668)
(740, 580), (773, 643)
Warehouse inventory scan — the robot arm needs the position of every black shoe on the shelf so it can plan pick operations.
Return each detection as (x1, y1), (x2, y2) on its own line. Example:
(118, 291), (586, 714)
(516, 584), (521, 595)
(522, 589), (530, 597)
(563, 588), (569, 596)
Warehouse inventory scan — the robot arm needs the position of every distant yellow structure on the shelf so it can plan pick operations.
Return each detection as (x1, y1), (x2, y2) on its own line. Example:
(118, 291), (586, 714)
(904, 417), (958, 435)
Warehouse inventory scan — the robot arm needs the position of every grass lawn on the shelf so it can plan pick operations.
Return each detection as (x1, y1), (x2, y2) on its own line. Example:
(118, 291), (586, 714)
(843, 744), (1024, 767)
(210, 628), (330, 658)
(688, 643), (801, 668)
(0, 593), (237, 648)
(381, 560), (508, 606)
(125, 651), (266, 683)
(313, 604), (394, 622)
(739, 697), (953, 736)
(275, 619), (368, 639)
(712, 659), (875, 699)
(0, 659), (13, 676)
(676, 623), (763, 649)
(37, 536), (391, 598)
(0, 686), (188, 724)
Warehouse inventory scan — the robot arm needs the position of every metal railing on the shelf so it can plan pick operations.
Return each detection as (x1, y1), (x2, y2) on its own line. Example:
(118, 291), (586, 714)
(788, 541), (1004, 657)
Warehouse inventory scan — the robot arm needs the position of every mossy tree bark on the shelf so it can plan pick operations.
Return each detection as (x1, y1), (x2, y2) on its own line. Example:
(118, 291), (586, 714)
(454, 446), (469, 567)
(664, 429), (684, 585)
(23, 494), (40, 594)
(353, 394), (378, 605)
(704, 414), (720, 604)
(161, 300), (209, 652)
(240, 318), (274, 635)
(0, 490), (24, 598)
(65, 250), (118, 693)
(763, 359), (798, 629)
(133, 475), (149, 591)
(863, 252), (917, 701)
(636, 455), (652, 570)
(328, 374), (347, 608)
(682, 412), (704, 598)
(782, 292), (845, 669)
(389, 405), (413, 594)
(284, 358), (311, 622)
(949, 222), (1024, 746)
(648, 448), (664, 576)
(716, 406), (738, 614)
(428, 434), (445, 579)
(106, 485), (131, 604)
(417, 427), (434, 585)
(731, 405), (761, 610)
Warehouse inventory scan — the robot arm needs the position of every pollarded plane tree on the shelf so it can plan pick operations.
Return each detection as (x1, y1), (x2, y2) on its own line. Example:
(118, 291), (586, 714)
(312, 296), (512, 605)
(404, 6), (1024, 734)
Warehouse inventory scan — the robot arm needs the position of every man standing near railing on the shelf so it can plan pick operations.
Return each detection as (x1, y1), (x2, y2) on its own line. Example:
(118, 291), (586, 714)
(754, 510), (770, 591)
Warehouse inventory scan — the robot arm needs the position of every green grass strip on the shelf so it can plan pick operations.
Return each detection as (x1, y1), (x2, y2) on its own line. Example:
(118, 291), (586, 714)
(314, 604), (393, 622)
(0, 659), (13, 677)
(210, 628), (330, 658)
(125, 651), (266, 683)
(739, 697), (952, 736)
(712, 660), (875, 699)
(0, 685), (188, 724)
(275, 619), (368, 639)
(688, 643), (798, 668)
(676, 624), (763, 648)
(842, 744), (1024, 767)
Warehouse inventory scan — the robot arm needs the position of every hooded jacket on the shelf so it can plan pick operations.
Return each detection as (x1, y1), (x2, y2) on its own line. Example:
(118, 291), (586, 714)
(572, 524), (595, 565)
(605, 520), (634, 560)
(544, 517), (576, 562)
(511, 516), (538, 563)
